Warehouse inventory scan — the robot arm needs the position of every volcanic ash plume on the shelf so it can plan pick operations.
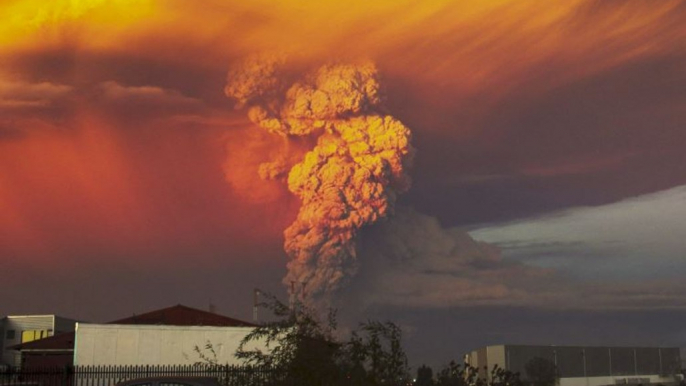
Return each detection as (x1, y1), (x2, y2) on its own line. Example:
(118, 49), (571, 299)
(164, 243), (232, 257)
(225, 56), (414, 304)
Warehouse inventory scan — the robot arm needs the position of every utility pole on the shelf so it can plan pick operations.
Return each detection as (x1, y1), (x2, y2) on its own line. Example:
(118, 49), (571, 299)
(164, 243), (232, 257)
(253, 289), (260, 323)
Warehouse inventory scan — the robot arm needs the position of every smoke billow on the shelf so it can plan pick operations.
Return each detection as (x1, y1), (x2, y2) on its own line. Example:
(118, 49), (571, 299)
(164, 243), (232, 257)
(225, 54), (414, 305)
(344, 207), (554, 309)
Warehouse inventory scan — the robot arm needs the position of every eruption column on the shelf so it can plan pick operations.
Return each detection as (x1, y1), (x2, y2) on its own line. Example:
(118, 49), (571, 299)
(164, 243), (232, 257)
(225, 56), (414, 305)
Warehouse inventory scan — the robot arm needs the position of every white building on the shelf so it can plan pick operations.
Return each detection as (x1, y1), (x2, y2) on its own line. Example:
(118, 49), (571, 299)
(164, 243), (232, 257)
(464, 345), (682, 386)
(9, 304), (260, 368)
(73, 323), (263, 366)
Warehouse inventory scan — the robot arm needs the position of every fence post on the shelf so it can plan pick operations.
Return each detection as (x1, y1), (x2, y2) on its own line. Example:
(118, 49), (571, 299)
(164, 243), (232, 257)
(62, 365), (73, 386)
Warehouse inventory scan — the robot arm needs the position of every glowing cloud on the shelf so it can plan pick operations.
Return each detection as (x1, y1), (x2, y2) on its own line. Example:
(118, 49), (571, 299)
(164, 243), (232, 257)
(0, 0), (155, 50)
(226, 55), (414, 305)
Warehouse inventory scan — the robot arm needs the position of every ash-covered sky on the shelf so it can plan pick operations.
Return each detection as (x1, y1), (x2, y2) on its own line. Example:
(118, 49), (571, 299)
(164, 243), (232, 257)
(1, 0), (686, 367)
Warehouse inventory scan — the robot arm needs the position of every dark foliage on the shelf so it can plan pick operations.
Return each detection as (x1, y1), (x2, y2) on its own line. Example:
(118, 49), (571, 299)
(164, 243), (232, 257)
(231, 292), (410, 386)
(416, 365), (434, 386)
(435, 361), (523, 386)
(195, 292), (527, 386)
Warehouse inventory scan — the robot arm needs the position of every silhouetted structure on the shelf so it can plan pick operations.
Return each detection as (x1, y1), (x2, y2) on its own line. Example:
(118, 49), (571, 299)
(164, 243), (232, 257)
(464, 345), (682, 386)
(7, 305), (253, 368)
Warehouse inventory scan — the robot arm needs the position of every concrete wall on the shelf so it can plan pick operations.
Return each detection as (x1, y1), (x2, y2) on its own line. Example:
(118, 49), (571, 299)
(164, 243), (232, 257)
(500, 345), (681, 380)
(476, 347), (487, 379)
(488, 345), (507, 369)
(559, 374), (678, 386)
(487, 346), (506, 380)
(505, 345), (557, 377)
(465, 345), (682, 386)
(74, 323), (264, 366)
(464, 346), (507, 380)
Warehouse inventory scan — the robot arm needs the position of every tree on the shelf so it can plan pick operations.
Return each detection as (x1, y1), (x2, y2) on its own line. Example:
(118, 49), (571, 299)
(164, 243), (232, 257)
(416, 365), (434, 386)
(435, 361), (523, 386)
(489, 365), (524, 386)
(233, 292), (410, 386)
(234, 293), (340, 386)
(346, 320), (410, 386)
(435, 361), (468, 386)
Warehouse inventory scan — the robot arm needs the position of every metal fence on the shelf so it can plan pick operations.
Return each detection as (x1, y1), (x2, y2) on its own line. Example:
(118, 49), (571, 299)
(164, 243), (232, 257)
(0, 365), (282, 386)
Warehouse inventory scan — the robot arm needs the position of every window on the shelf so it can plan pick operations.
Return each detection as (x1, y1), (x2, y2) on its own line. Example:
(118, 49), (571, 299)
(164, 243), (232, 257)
(20, 330), (52, 343)
(5, 330), (15, 340)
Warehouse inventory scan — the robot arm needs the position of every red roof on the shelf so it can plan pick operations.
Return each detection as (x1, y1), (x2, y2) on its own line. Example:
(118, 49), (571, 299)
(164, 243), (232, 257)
(11, 304), (254, 351)
(110, 304), (255, 327)
(11, 332), (75, 351)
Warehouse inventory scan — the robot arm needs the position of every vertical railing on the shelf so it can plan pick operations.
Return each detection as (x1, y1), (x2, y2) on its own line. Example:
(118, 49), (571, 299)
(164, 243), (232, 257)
(0, 364), (280, 386)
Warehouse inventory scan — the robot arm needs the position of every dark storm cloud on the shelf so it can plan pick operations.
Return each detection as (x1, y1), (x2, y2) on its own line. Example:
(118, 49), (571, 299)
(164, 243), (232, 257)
(334, 208), (556, 310)
(399, 53), (686, 226)
(0, 76), (75, 132)
(3, 49), (228, 100)
(0, 77), (72, 105)
(0, 125), (27, 141)
(87, 80), (206, 123)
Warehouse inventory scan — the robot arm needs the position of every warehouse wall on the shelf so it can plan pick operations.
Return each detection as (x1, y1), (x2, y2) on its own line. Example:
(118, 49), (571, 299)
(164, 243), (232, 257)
(466, 345), (682, 386)
(74, 323), (264, 366)
(504, 345), (681, 379)
(559, 374), (678, 386)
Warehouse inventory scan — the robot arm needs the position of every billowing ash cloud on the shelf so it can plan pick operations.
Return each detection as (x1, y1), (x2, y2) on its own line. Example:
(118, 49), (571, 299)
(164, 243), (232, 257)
(225, 54), (414, 305)
(344, 207), (554, 309)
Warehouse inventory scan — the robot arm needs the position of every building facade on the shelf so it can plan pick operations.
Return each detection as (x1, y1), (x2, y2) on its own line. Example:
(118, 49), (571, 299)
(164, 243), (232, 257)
(464, 345), (682, 386)
(73, 323), (260, 366)
(0, 315), (78, 367)
(10, 305), (257, 367)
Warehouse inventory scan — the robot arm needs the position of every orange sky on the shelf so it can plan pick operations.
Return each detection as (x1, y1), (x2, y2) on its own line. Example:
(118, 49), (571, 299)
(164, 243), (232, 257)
(1, 0), (684, 261)
(1, 0), (685, 312)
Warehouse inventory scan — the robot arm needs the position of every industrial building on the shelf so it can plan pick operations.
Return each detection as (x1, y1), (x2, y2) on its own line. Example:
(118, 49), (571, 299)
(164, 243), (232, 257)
(73, 323), (260, 366)
(465, 345), (682, 386)
(8, 305), (255, 367)
(0, 315), (78, 367)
